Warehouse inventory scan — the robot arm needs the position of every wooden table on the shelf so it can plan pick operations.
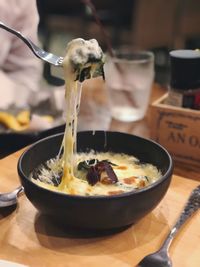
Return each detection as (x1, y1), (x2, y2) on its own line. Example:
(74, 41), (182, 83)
(0, 80), (200, 267)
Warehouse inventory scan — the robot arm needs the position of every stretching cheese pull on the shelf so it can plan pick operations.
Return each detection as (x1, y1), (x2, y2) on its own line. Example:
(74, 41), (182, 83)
(30, 38), (161, 196)
(58, 38), (105, 192)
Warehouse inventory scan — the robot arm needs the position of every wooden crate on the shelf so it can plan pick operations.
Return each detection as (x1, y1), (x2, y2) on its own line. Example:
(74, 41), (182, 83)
(150, 93), (200, 168)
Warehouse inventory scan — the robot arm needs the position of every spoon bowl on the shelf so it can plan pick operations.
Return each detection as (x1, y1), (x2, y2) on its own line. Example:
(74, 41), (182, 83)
(0, 186), (24, 207)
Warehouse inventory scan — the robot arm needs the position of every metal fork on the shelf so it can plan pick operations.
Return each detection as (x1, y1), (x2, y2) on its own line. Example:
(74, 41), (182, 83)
(136, 185), (200, 267)
(0, 21), (63, 67)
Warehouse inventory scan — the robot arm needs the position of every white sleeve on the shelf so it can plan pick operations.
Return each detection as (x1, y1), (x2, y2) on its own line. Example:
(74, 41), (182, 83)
(0, 0), (42, 108)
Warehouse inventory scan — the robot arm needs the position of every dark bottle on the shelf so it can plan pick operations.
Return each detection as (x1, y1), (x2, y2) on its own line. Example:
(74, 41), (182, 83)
(166, 49), (200, 110)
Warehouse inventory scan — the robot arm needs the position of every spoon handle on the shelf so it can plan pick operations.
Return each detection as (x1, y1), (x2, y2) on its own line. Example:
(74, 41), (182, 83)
(161, 185), (200, 250)
(13, 186), (24, 196)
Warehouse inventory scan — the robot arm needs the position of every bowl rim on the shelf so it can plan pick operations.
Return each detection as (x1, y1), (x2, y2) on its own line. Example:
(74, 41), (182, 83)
(17, 130), (173, 200)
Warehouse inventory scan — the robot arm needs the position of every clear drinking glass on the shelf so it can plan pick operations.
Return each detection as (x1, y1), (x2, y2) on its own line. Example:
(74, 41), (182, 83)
(104, 49), (155, 122)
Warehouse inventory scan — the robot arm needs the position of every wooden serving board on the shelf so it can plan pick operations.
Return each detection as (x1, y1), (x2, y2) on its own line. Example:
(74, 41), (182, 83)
(0, 151), (200, 267)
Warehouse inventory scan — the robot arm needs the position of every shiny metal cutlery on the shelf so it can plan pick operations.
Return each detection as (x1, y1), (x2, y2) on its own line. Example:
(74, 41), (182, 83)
(136, 185), (200, 267)
(0, 21), (63, 66)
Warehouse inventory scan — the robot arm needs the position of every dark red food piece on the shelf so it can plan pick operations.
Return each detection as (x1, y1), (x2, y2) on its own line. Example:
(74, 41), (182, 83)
(86, 161), (118, 186)
(86, 166), (101, 186)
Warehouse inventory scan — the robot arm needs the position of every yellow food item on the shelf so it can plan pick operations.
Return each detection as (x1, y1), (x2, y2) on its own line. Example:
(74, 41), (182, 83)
(16, 110), (30, 125)
(0, 110), (54, 131)
(0, 111), (28, 131)
(41, 115), (54, 123)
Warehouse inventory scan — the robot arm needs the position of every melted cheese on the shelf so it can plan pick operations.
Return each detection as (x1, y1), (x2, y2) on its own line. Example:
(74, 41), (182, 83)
(30, 38), (161, 196)
(31, 152), (161, 196)
(57, 38), (104, 192)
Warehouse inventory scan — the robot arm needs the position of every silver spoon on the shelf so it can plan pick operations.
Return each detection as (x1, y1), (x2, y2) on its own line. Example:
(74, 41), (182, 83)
(0, 21), (63, 66)
(0, 186), (24, 207)
(136, 185), (200, 267)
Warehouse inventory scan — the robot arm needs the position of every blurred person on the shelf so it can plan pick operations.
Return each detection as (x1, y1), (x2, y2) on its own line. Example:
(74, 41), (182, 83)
(0, 0), (42, 109)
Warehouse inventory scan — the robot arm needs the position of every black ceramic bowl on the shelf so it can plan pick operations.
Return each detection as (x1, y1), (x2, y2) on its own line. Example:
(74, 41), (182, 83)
(17, 131), (173, 230)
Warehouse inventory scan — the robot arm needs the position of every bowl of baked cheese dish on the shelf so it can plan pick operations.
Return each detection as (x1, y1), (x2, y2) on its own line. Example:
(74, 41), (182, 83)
(17, 38), (173, 230)
(18, 130), (173, 230)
